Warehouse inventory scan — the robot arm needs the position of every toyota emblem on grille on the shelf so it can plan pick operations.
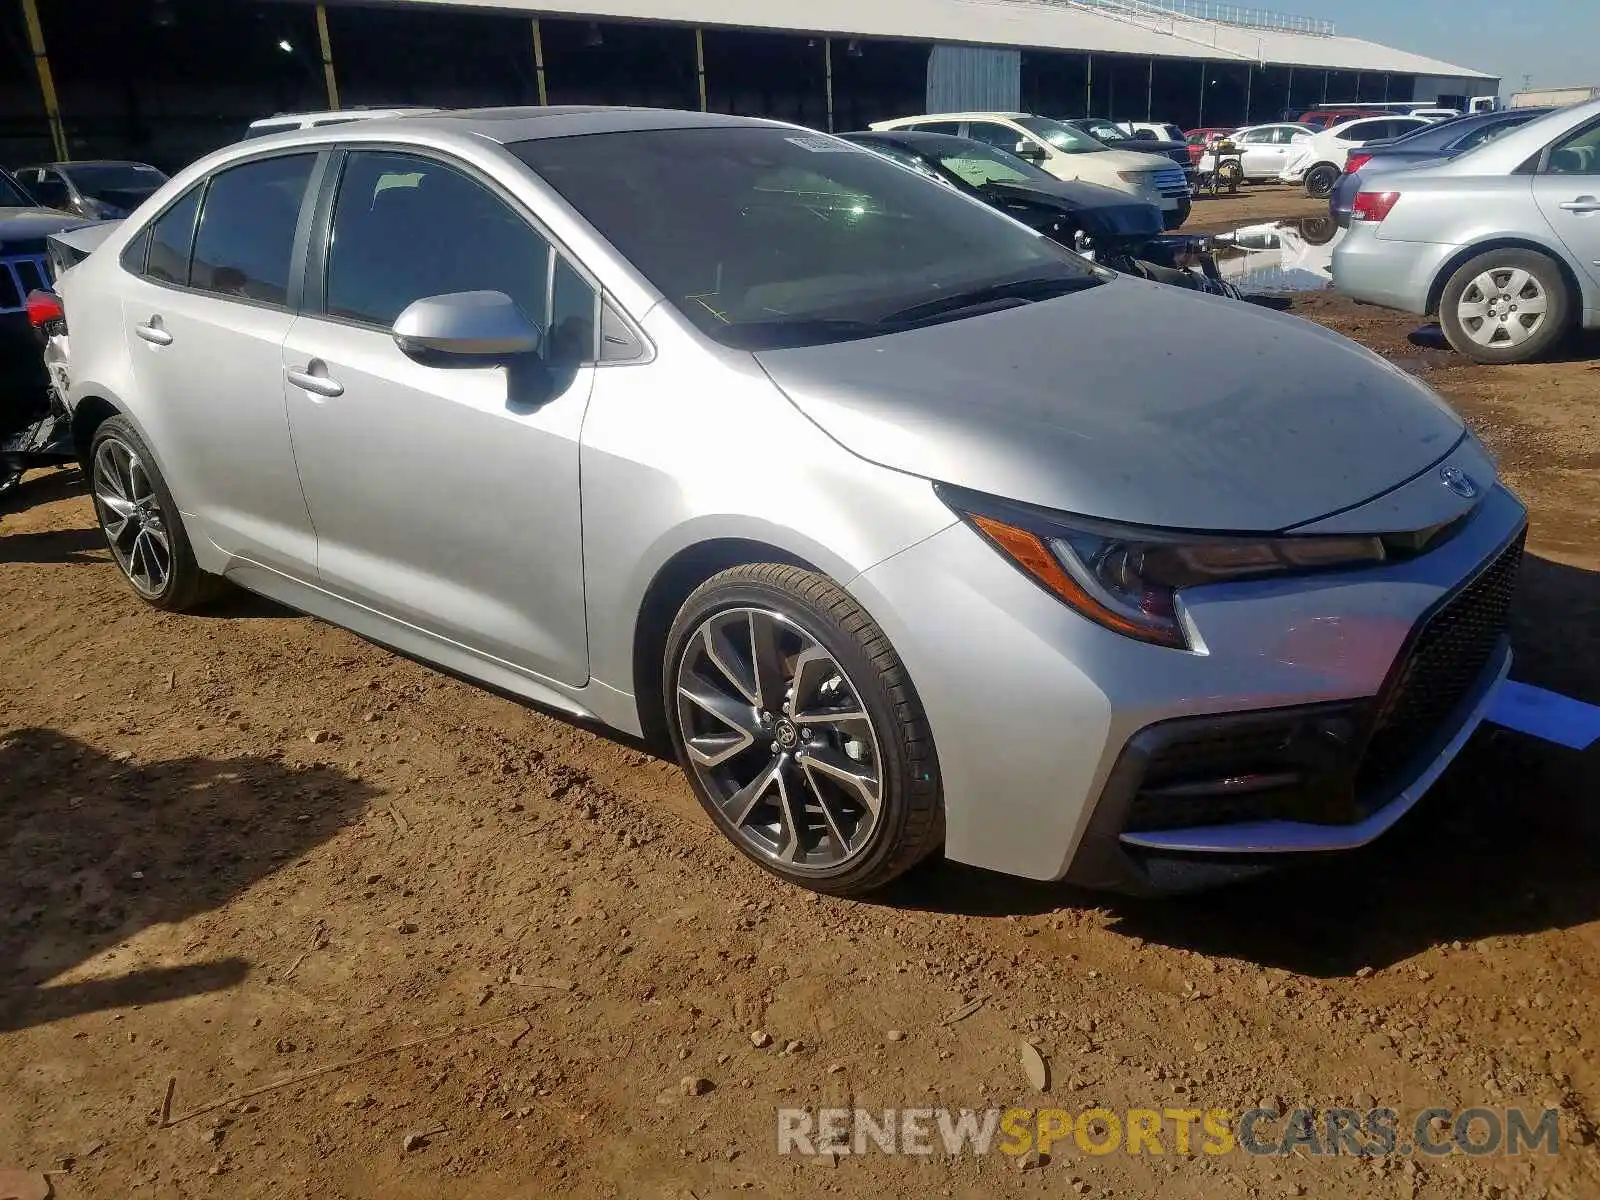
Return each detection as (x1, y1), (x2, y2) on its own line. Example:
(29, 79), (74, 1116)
(1439, 466), (1479, 499)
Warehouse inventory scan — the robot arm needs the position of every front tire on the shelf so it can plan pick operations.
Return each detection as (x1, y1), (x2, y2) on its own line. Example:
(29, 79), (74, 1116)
(664, 563), (942, 896)
(1438, 249), (1574, 364)
(1304, 164), (1340, 199)
(89, 416), (221, 611)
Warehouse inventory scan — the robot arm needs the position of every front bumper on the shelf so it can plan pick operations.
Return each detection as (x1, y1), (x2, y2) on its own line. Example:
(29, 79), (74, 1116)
(851, 456), (1527, 890)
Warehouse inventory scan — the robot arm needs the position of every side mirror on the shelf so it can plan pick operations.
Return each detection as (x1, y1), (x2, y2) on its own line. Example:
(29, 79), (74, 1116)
(1013, 141), (1047, 162)
(392, 291), (542, 360)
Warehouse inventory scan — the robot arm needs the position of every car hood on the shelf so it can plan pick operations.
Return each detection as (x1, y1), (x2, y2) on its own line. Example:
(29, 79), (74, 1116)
(0, 206), (98, 244)
(979, 178), (1164, 237)
(1079, 148), (1179, 173)
(754, 278), (1467, 532)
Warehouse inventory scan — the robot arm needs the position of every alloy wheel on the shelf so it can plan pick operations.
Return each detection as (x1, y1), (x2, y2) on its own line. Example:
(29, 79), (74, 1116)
(93, 436), (171, 598)
(1457, 268), (1549, 349)
(675, 607), (883, 871)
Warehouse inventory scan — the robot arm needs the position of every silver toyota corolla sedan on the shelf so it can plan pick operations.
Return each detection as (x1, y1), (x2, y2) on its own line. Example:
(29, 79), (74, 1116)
(56, 107), (1527, 896)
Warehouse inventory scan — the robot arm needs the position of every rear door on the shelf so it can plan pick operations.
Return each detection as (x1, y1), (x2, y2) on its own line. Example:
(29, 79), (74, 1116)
(117, 151), (321, 575)
(1533, 118), (1600, 289)
(280, 148), (594, 686)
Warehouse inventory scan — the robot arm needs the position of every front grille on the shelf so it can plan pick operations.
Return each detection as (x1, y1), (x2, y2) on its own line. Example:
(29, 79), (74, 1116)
(1152, 166), (1191, 197)
(1354, 533), (1524, 800)
(0, 255), (50, 314)
(1116, 531), (1524, 837)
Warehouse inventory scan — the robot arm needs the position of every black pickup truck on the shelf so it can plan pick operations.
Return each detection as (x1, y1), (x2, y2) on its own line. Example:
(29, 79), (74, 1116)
(1, 167), (95, 497)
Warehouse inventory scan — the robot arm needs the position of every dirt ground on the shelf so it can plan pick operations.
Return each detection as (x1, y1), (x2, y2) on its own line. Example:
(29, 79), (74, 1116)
(3, 231), (1600, 1200)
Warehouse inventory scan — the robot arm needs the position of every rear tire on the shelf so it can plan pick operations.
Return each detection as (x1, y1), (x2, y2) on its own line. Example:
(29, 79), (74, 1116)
(664, 563), (942, 896)
(89, 416), (223, 611)
(1304, 164), (1340, 199)
(1438, 249), (1574, 365)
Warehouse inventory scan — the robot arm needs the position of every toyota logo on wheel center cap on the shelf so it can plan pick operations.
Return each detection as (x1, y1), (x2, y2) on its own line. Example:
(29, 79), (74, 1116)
(773, 719), (800, 750)
(1439, 466), (1479, 500)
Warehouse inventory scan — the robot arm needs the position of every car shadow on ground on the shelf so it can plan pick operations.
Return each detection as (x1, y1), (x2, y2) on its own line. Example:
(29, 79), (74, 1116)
(879, 554), (1600, 977)
(1408, 322), (1600, 365)
(0, 728), (377, 1034)
(0, 525), (106, 564)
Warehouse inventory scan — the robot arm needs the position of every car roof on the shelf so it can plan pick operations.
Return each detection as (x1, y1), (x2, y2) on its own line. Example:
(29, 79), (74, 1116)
(879, 112), (1028, 123)
(20, 159), (158, 171)
(356, 105), (796, 143)
(249, 107), (435, 126)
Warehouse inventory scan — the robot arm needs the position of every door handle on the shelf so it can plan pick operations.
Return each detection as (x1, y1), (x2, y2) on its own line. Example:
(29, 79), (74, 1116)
(285, 366), (344, 398)
(1560, 197), (1600, 213)
(134, 320), (173, 346)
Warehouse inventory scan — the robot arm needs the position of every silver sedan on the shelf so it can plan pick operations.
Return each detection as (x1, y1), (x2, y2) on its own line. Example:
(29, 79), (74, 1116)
(1332, 98), (1600, 363)
(56, 108), (1526, 896)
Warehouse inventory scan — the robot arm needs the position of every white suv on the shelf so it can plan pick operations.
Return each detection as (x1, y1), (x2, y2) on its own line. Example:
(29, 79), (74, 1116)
(871, 112), (1191, 228)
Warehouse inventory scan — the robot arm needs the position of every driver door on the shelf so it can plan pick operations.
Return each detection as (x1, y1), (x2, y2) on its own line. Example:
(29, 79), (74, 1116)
(1533, 119), (1600, 290)
(280, 149), (595, 686)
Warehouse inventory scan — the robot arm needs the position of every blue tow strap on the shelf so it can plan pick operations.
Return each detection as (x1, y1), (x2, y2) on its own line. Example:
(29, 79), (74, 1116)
(1486, 681), (1600, 751)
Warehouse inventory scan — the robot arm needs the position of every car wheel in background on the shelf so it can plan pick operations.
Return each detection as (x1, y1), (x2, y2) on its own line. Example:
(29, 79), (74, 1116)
(1439, 249), (1574, 365)
(1304, 164), (1341, 199)
(89, 416), (222, 611)
(664, 563), (943, 896)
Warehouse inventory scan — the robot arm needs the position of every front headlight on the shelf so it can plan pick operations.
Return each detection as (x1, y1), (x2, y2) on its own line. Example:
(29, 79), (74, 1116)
(942, 487), (1388, 650)
(1117, 170), (1157, 192)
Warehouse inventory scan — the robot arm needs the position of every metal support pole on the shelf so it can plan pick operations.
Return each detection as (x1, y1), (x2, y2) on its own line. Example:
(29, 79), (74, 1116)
(531, 18), (548, 106)
(1287, 65), (1294, 114)
(1085, 54), (1093, 116)
(1145, 58), (1153, 121)
(315, 3), (340, 110)
(694, 27), (707, 112)
(19, 0), (67, 161)
(1197, 61), (1205, 127)
(824, 39), (835, 133)
(1244, 63), (1253, 124)
(1383, 73), (1391, 102)
(1321, 69), (1328, 104)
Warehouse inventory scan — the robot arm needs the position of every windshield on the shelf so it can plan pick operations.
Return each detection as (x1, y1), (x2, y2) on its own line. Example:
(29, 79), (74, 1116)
(1076, 118), (1132, 144)
(929, 142), (1054, 187)
(0, 170), (33, 207)
(512, 127), (1097, 351)
(1015, 117), (1107, 155)
(64, 162), (166, 196)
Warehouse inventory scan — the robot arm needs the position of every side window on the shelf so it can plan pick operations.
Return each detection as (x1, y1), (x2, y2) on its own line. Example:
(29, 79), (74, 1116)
(33, 169), (72, 209)
(1545, 122), (1600, 175)
(325, 150), (552, 331)
(1270, 128), (1297, 145)
(599, 300), (646, 363)
(1239, 129), (1272, 144)
(143, 185), (203, 284)
(190, 154), (315, 305)
(548, 256), (597, 367)
(965, 121), (1023, 151)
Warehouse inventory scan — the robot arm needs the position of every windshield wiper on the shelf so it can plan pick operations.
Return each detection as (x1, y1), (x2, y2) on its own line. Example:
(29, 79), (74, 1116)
(716, 317), (889, 350)
(876, 275), (1099, 326)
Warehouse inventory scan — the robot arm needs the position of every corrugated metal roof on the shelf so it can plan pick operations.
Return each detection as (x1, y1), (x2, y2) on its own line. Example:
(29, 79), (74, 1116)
(334, 0), (1495, 80)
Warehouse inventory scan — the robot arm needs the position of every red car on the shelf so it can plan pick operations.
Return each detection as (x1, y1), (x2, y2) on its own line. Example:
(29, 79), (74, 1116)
(1184, 127), (1236, 165)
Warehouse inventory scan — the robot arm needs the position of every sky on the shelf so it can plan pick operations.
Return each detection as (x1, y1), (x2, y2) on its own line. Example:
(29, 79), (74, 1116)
(1266, 0), (1598, 95)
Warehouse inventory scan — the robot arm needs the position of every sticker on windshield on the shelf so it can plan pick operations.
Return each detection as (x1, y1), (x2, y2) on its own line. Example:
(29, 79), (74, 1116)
(786, 135), (861, 153)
